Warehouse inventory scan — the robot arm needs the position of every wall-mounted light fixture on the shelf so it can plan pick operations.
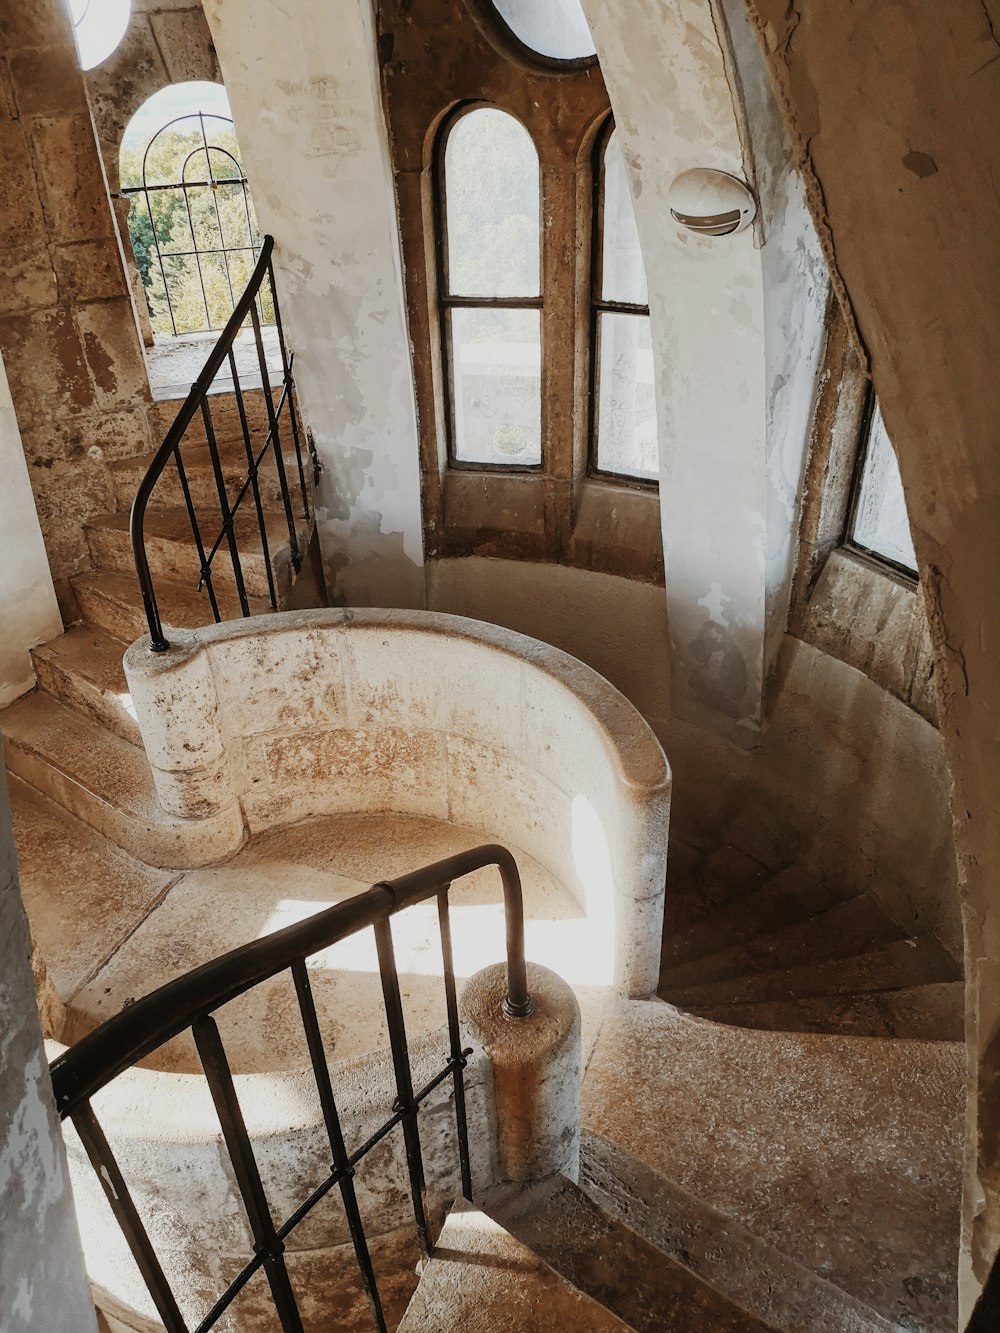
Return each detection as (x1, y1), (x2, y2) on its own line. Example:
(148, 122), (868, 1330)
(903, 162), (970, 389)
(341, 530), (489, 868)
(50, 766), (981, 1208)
(668, 168), (757, 236)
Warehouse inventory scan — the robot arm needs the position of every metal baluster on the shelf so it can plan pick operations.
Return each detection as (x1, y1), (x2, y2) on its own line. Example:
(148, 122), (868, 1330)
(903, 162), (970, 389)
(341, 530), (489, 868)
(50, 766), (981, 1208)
(201, 398), (251, 618)
(291, 961), (389, 1333)
(373, 917), (433, 1258)
(192, 1016), (305, 1333)
(267, 262), (310, 519)
(174, 440), (221, 623)
(72, 1103), (189, 1333)
(436, 888), (473, 1201)
(250, 299), (301, 571)
(229, 348), (278, 609)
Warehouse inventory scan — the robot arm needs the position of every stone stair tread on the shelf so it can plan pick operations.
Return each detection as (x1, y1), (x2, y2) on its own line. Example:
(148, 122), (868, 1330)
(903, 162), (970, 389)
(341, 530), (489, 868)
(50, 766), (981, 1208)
(660, 893), (906, 992)
(396, 1200), (632, 1332)
(661, 863), (849, 969)
(581, 999), (964, 1333)
(1, 689), (162, 824)
(31, 624), (138, 745)
(7, 776), (175, 1002)
(696, 982), (965, 1042)
(73, 569), (271, 642)
(485, 1176), (780, 1333)
(578, 1129), (903, 1333)
(86, 504), (301, 555)
(663, 936), (962, 1010)
(664, 844), (774, 935)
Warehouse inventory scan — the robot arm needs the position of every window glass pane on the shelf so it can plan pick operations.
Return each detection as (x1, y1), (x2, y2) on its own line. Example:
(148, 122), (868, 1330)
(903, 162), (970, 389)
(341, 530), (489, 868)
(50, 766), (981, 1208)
(489, 0), (596, 60)
(602, 130), (647, 306)
(70, 0), (131, 70)
(450, 307), (541, 465)
(445, 109), (540, 297)
(595, 312), (657, 480)
(851, 401), (917, 572)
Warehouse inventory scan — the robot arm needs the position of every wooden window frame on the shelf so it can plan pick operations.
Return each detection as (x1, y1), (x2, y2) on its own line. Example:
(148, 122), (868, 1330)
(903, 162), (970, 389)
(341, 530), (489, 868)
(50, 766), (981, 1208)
(436, 103), (545, 473)
(588, 117), (657, 489)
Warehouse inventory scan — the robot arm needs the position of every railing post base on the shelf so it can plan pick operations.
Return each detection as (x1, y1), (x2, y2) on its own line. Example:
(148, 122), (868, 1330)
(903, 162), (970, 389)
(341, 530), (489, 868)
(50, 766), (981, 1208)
(460, 962), (580, 1186)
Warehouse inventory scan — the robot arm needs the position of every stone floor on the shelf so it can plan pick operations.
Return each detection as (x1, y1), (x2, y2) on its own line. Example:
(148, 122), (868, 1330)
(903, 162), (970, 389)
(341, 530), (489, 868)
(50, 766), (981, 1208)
(12, 786), (611, 1074)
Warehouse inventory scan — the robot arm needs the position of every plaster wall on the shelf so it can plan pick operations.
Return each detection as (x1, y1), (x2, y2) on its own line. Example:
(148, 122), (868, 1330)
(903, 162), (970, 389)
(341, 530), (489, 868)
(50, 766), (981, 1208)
(427, 557), (671, 744)
(730, 0), (1000, 1304)
(0, 352), (62, 707)
(579, 0), (766, 735)
(0, 764), (96, 1333)
(203, 0), (426, 610)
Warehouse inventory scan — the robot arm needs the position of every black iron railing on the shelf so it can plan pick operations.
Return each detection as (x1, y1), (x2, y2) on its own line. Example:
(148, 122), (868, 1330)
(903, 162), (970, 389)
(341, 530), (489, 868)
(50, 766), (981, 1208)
(50, 844), (533, 1333)
(132, 234), (318, 653)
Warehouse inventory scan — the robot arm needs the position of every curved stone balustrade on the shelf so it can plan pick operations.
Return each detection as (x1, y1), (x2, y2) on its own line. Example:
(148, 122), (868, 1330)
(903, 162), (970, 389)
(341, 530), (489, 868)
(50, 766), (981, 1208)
(125, 608), (672, 998)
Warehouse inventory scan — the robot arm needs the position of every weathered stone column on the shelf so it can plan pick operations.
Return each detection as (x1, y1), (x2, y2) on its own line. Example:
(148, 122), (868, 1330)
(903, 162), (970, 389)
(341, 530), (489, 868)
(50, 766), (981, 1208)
(460, 961), (581, 1185)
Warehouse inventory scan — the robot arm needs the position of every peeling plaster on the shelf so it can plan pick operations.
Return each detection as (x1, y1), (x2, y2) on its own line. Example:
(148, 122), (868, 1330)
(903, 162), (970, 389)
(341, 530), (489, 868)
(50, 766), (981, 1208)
(203, 0), (425, 611)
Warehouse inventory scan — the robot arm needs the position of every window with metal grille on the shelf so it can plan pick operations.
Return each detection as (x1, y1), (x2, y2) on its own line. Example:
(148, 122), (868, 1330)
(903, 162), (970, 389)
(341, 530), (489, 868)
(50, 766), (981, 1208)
(120, 86), (271, 341)
(591, 122), (657, 483)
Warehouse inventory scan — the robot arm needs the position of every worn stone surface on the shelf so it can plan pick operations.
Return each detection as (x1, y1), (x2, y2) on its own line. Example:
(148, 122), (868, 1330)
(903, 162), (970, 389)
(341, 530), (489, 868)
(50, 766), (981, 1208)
(397, 1201), (632, 1332)
(579, 1130), (899, 1333)
(582, 999), (964, 1332)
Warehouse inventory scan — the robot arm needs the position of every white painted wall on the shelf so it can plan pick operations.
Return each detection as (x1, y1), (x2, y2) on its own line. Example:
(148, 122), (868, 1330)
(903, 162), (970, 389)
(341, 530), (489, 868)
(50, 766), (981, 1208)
(580, 0), (826, 739)
(0, 353), (62, 707)
(203, 0), (426, 610)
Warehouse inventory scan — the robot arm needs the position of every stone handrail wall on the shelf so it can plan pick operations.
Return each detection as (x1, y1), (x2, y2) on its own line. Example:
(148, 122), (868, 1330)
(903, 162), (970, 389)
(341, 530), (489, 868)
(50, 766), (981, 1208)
(125, 608), (672, 998)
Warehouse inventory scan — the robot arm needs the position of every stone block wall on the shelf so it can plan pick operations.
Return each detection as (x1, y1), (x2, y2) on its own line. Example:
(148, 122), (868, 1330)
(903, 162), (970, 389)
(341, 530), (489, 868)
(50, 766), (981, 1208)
(0, 0), (153, 613)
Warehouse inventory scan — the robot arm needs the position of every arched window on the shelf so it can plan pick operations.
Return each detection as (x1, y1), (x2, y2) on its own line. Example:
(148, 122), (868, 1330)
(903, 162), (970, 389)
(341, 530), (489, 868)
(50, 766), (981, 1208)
(120, 83), (269, 341)
(592, 124), (656, 482)
(70, 0), (131, 70)
(439, 107), (542, 467)
(483, 0), (596, 65)
(848, 392), (917, 576)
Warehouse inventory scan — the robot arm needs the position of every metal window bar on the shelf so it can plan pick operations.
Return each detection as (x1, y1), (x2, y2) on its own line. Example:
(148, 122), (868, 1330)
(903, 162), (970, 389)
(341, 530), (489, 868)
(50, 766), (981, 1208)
(131, 236), (307, 652)
(51, 845), (533, 1333)
(126, 111), (266, 338)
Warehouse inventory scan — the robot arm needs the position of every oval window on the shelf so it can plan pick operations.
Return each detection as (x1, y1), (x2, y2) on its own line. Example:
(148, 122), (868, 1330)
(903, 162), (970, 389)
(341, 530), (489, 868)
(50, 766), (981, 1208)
(486, 0), (596, 64)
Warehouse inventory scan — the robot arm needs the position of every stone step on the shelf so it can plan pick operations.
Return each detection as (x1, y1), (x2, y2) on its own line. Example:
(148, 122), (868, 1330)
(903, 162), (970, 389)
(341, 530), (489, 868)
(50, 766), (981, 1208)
(72, 569), (271, 645)
(7, 776), (175, 1004)
(486, 1176), (780, 1333)
(661, 863), (848, 970)
(31, 624), (139, 746)
(581, 999), (963, 1333)
(149, 386), (276, 442)
(697, 982), (965, 1042)
(660, 893), (906, 993)
(577, 1130), (901, 1333)
(85, 507), (305, 603)
(663, 936), (961, 1011)
(663, 844), (774, 936)
(396, 1200), (633, 1332)
(109, 438), (291, 516)
(0, 691), (241, 869)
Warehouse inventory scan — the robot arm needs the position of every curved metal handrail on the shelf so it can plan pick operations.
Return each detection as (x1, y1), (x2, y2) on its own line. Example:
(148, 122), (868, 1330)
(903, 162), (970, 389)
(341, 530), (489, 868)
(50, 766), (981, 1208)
(50, 842), (532, 1118)
(130, 235), (313, 654)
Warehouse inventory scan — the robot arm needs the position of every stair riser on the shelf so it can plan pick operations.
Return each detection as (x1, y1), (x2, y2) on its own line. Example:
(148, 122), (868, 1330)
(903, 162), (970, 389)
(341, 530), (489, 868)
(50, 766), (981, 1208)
(150, 390), (275, 443)
(32, 652), (142, 748)
(86, 523), (293, 603)
(4, 742), (243, 870)
(111, 460), (289, 517)
(73, 580), (154, 643)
